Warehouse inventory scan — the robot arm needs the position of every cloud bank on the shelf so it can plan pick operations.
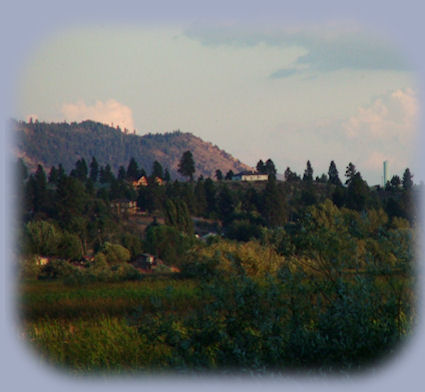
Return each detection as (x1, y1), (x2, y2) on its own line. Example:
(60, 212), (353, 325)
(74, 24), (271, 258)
(61, 99), (135, 131)
(184, 25), (409, 79)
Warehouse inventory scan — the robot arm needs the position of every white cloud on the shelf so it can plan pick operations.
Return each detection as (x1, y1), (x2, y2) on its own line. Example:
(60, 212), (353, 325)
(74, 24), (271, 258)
(338, 88), (419, 183)
(342, 88), (418, 144)
(61, 99), (135, 130)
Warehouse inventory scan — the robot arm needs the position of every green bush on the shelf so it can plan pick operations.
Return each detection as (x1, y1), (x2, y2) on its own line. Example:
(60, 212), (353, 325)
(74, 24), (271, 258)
(19, 256), (44, 280)
(112, 263), (143, 281)
(134, 266), (413, 372)
(38, 259), (75, 280)
(98, 242), (131, 265)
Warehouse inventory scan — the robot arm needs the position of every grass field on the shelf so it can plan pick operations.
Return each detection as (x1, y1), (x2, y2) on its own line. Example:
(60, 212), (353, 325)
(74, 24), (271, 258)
(19, 265), (414, 374)
(19, 278), (202, 373)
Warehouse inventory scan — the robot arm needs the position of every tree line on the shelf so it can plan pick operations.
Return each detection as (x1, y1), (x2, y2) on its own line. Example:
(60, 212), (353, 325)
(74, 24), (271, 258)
(16, 150), (416, 265)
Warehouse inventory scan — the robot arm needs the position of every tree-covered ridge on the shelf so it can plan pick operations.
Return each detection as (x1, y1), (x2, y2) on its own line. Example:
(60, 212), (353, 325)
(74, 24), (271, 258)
(17, 154), (417, 269)
(13, 119), (251, 180)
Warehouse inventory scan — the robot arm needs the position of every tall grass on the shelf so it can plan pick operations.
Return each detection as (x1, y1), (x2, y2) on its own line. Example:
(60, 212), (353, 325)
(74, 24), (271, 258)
(24, 316), (172, 373)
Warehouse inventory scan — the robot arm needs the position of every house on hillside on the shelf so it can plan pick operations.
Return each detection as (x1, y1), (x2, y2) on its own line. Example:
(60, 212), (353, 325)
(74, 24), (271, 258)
(110, 200), (138, 216)
(132, 176), (148, 188)
(132, 176), (165, 187)
(232, 171), (269, 182)
(133, 253), (156, 270)
(154, 176), (165, 186)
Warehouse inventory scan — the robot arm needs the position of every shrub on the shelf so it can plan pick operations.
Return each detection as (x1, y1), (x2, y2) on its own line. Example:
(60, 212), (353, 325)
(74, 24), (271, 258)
(19, 256), (44, 280)
(112, 263), (143, 281)
(100, 242), (131, 265)
(38, 259), (75, 280)
(186, 239), (285, 278)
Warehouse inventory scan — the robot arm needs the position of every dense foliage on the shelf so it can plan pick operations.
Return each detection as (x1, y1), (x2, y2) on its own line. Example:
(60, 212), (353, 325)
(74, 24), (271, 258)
(16, 154), (417, 374)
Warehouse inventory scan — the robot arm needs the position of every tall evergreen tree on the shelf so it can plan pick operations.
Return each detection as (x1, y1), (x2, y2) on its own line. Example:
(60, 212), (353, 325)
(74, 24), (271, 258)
(194, 178), (208, 216)
(256, 160), (266, 174)
(151, 161), (164, 179)
(390, 175), (401, 190)
(89, 156), (99, 183)
(99, 164), (115, 184)
(48, 166), (59, 185)
(346, 172), (369, 211)
(402, 168), (413, 190)
(71, 158), (88, 182)
(215, 169), (223, 181)
(117, 166), (126, 181)
(284, 167), (299, 182)
(262, 175), (286, 227)
(164, 168), (171, 182)
(204, 178), (216, 216)
(217, 185), (235, 221)
(265, 159), (277, 178)
(126, 157), (140, 181)
(178, 151), (196, 181)
(303, 160), (314, 182)
(345, 162), (357, 185)
(225, 170), (234, 180)
(31, 165), (49, 214)
(328, 160), (342, 186)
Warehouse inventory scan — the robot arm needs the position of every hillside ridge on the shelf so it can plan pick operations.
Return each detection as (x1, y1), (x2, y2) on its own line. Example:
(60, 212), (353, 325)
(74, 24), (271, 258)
(13, 119), (252, 179)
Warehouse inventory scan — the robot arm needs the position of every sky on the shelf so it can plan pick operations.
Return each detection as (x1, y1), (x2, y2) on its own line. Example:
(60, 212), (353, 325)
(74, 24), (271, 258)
(16, 23), (419, 185)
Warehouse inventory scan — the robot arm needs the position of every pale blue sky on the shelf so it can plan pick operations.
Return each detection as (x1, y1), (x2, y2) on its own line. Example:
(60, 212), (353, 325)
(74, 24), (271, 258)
(17, 23), (418, 185)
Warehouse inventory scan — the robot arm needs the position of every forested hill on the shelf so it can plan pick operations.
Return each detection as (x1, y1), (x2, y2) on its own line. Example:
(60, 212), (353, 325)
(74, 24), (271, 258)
(13, 120), (252, 179)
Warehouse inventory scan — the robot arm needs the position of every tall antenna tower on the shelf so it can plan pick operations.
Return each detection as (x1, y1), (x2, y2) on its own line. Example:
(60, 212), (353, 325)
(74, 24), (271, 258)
(383, 160), (389, 187)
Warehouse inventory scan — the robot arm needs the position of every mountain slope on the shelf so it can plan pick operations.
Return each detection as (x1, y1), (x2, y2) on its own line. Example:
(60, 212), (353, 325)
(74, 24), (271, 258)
(13, 120), (252, 179)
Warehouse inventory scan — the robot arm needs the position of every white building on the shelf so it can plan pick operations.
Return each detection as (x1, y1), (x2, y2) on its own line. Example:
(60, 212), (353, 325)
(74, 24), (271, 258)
(232, 171), (269, 182)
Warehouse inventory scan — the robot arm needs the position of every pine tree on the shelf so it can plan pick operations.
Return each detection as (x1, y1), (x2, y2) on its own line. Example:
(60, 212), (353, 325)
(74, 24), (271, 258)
(265, 159), (277, 178)
(284, 167), (299, 182)
(345, 162), (357, 186)
(215, 169), (223, 181)
(390, 175), (401, 190)
(100, 164), (115, 184)
(126, 157), (140, 181)
(89, 157), (99, 182)
(256, 160), (266, 174)
(151, 161), (164, 179)
(178, 151), (196, 181)
(328, 160), (342, 186)
(346, 172), (369, 211)
(262, 175), (286, 227)
(117, 166), (126, 180)
(217, 185), (235, 221)
(402, 168), (413, 190)
(71, 158), (88, 181)
(225, 170), (234, 180)
(48, 166), (59, 185)
(303, 160), (313, 182)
